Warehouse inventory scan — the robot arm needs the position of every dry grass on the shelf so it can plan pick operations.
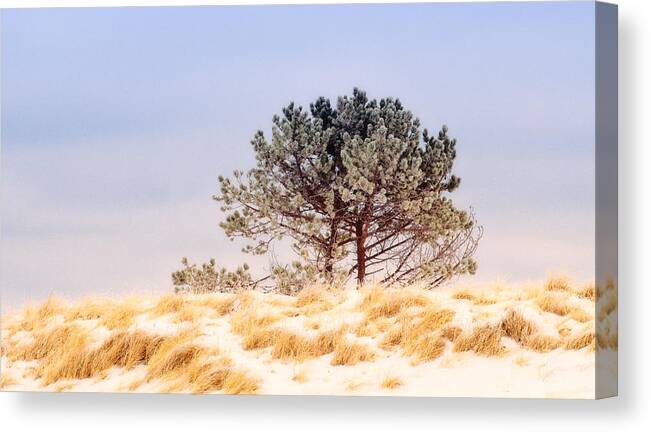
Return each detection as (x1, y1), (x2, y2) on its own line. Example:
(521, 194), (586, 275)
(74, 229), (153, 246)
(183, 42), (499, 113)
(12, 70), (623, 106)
(17, 326), (174, 385)
(452, 291), (475, 301)
(360, 287), (430, 320)
(453, 325), (505, 356)
(353, 317), (392, 337)
(221, 370), (259, 394)
(403, 334), (447, 364)
(241, 328), (278, 350)
(2, 279), (600, 393)
(380, 376), (402, 389)
(500, 310), (537, 344)
(90, 331), (168, 371)
(523, 334), (561, 353)
(229, 311), (279, 336)
(564, 331), (595, 350)
(101, 303), (141, 330)
(270, 331), (314, 361)
(147, 342), (204, 379)
(183, 356), (259, 394)
(379, 307), (454, 363)
(296, 288), (333, 308)
(151, 294), (187, 316)
(63, 298), (142, 330)
(330, 341), (375, 366)
(7, 323), (85, 362)
(416, 308), (455, 332)
(576, 284), (596, 301)
(545, 275), (572, 292)
(24, 325), (91, 385)
(536, 294), (572, 316)
(268, 327), (347, 362)
(195, 295), (236, 316)
(440, 326), (463, 342)
(473, 296), (497, 305)
(295, 288), (341, 316)
(6, 296), (64, 335)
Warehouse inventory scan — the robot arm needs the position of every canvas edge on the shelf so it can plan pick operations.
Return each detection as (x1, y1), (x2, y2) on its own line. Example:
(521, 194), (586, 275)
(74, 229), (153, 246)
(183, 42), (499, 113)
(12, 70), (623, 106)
(595, 0), (618, 400)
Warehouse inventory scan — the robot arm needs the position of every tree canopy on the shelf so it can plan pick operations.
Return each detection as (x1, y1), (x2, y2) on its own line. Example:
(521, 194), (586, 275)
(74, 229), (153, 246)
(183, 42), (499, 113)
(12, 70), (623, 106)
(216, 88), (481, 288)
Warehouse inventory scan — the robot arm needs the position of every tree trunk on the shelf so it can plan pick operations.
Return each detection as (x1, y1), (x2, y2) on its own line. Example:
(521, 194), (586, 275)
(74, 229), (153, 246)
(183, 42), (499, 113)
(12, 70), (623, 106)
(323, 215), (339, 278)
(355, 220), (367, 286)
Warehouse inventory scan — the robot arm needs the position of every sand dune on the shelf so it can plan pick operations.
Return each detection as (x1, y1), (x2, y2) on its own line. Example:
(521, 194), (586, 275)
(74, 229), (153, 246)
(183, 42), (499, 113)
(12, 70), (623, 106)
(1, 278), (615, 398)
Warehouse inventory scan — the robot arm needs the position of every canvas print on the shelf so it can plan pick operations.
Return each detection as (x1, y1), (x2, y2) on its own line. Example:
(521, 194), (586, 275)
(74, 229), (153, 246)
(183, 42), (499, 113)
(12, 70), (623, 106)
(0, 1), (618, 398)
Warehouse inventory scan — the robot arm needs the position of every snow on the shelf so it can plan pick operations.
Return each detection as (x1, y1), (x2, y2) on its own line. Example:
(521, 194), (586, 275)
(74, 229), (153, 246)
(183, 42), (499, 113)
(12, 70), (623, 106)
(1, 282), (610, 398)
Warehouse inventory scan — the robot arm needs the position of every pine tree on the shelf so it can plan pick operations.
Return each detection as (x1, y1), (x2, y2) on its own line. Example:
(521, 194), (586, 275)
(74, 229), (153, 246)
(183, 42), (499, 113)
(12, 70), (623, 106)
(216, 88), (481, 287)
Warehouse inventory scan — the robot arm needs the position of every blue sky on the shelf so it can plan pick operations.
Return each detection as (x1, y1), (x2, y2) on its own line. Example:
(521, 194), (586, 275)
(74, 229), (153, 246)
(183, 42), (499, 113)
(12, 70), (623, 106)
(1, 2), (596, 307)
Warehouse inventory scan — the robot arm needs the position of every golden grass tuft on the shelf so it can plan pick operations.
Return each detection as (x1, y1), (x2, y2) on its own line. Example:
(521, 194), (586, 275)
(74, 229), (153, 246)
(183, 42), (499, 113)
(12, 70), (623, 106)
(33, 329), (176, 385)
(523, 334), (561, 353)
(101, 304), (141, 330)
(188, 362), (232, 393)
(296, 288), (330, 308)
(453, 325), (505, 356)
(173, 303), (206, 324)
(183, 356), (259, 394)
(229, 311), (279, 336)
(416, 308), (455, 332)
(545, 275), (572, 292)
(576, 284), (596, 301)
(380, 326), (404, 349)
(403, 334), (447, 364)
(151, 294), (186, 316)
(8, 296), (65, 334)
(452, 291), (475, 301)
(62, 298), (142, 330)
(360, 287), (430, 320)
(564, 331), (595, 350)
(22, 324), (91, 385)
(380, 376), (402, 389)
(440, 326), (463, 342)
(311, 327), (347, 356)
(195, 295), (236, 316)
(241, 328), (278, 350)
(270, 331), (313, 361)
(536, 294), (572, 316)
(63, 299), (107, 322)
(500, 310), (537, 344)
(90, 331), (168, 371)
(330, 341), (375, 366)
(147, 343), (205, 379)
(221, 370), (259, 394)
(238, 320), (347, 363)
(379, 307), (453, 363)
(473, 296), (497, 305)
(269, 327), (347, 361)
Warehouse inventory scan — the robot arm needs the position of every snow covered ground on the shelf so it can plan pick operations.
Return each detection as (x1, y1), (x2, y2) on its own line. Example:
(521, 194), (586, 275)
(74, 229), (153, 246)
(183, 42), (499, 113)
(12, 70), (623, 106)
(1, 278), (615, 398)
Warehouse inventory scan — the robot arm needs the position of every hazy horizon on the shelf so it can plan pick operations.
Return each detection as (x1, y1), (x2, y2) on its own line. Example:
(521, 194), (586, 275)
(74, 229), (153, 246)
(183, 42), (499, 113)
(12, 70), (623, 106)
(1, 2), (596, 308)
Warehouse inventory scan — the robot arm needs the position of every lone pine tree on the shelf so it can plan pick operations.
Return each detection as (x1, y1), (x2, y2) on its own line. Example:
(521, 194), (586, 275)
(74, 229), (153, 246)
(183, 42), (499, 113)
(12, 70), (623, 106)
(216, 88), (481, 287)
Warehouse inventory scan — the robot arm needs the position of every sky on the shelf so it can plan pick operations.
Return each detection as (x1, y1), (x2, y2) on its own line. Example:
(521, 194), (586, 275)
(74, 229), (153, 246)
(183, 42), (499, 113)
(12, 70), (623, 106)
(1, 2), (596, 308)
